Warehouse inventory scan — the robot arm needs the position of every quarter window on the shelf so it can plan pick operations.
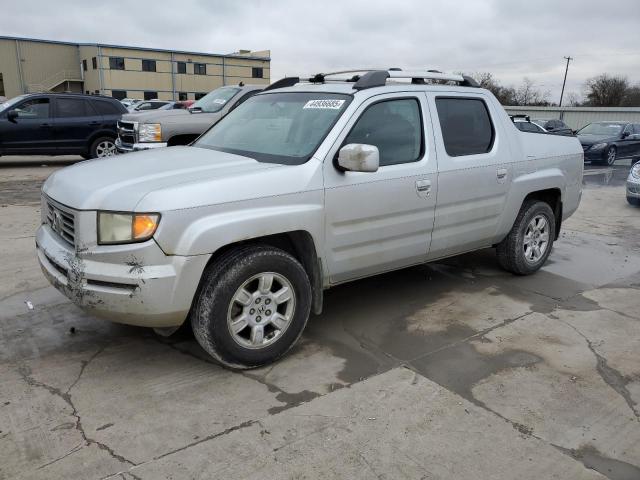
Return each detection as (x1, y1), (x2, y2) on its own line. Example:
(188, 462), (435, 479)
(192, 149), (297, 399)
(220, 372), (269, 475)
(109, 57), (125, 70)
(194, 63), (206, 75)
(92, 100), (124, 115)
(142, 59), (156, 72)
(56, 98), (87, 117)
(435, 97), (494, 157)
(177, 62), (186, 74)
(344, 98), (423, 167)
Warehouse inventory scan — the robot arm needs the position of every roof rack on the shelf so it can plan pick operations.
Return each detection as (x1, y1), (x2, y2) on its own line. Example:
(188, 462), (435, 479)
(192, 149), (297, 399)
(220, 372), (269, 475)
(263, 69), (480, 92)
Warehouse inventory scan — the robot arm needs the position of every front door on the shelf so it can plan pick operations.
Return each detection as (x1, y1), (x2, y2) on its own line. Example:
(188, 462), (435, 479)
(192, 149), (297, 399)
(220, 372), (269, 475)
(426, 93), (512, 260)
(323, 93), (437, 284)
(0, 97), (54, 154)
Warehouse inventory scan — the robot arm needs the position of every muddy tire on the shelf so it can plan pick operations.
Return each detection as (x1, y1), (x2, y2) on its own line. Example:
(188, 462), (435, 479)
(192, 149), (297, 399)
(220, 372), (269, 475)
(496, 200), (555, 275)
(191, 246), (311, 369)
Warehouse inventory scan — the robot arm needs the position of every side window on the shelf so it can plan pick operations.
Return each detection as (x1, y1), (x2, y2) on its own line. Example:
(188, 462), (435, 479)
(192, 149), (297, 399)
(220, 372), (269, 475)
(634, 124), (640, 134)
(14, 98), (50, 119)
(344, 98), (423, 167)
(435, 97), (494, 157)
(56, 98), (87, 118)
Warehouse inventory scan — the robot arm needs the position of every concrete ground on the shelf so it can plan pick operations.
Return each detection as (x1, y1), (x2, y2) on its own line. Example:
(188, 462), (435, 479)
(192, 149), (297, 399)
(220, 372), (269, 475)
(1, 155), (639, 480)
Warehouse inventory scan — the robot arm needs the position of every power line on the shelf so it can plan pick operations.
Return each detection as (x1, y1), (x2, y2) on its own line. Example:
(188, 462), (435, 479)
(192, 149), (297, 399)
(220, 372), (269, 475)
(559, 56), (573, 107)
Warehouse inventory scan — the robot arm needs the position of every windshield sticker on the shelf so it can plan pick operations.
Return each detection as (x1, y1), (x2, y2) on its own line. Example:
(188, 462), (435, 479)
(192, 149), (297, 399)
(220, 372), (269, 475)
(213, 99), (227, 104)
(303, 99), (345, 110)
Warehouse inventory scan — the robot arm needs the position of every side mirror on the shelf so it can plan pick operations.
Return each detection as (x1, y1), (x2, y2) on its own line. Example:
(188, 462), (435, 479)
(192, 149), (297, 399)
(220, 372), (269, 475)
(337, 144), (379, 172)
(622, 131), (630, 139)
(7, 110), (18, 123)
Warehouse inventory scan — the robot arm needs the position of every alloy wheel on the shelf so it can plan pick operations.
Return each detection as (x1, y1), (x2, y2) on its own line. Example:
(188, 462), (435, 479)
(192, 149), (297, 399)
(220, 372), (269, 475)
(96, 140), (116, 157)
(523, 214), (550, 263)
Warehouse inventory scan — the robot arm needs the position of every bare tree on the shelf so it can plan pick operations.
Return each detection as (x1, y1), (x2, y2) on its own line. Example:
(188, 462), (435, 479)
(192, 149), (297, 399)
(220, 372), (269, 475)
(565, 92), (582, 107)
(469, 72), (515, 105)
(513, 78), (551, 106)
(621, 85), (640, 107)
(584, 74), (629, 107)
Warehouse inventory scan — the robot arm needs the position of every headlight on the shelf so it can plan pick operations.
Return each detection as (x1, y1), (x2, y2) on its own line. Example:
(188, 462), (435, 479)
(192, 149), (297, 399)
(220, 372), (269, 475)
(138, 123), (162, 143)
(98, 212), (160, 245)
(590, 142), (607, 150)
(631, 163), (640, 180)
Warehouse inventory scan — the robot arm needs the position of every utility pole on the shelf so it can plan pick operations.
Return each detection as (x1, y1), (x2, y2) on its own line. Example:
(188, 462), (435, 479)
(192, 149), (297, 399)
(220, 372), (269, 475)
(559, 56), (573, 107)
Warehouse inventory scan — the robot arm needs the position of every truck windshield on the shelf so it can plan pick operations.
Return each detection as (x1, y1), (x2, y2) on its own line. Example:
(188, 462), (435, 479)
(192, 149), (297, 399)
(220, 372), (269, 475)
(192, 87), (241, 113)
(578, 123), (624, 136)
(194, 92), (352, 164)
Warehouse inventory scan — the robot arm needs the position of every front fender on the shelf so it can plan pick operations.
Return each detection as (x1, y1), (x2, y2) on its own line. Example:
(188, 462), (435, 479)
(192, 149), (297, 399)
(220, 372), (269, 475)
(155, 191), (324, 257)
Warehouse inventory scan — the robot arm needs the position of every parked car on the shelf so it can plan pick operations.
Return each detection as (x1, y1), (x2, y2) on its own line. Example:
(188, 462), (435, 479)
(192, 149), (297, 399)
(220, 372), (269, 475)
(510, 115), (547, 133)
(116, 84), (263, 152)
(578, 121), (640, 166)
(627, 162), (640, 206)
(127, 100), (177, 113)
(37, 69), (583, 368)
(120, 98), (142, 108)
(0, 92), (127, 158)
(532, 119), (573, 136)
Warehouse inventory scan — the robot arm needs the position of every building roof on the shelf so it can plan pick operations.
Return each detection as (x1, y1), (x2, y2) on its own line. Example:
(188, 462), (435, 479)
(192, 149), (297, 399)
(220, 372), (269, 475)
(0, 35), (270, 61)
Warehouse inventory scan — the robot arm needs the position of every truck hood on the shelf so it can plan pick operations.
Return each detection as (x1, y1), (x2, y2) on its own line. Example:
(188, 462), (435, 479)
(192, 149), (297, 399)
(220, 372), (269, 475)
(42, 146), (287, 211)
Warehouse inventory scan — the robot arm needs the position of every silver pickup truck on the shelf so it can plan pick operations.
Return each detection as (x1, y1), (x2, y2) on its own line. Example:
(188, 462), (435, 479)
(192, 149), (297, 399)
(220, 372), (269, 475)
(115, 84), (262, 153)
(37, 69), (583, 368)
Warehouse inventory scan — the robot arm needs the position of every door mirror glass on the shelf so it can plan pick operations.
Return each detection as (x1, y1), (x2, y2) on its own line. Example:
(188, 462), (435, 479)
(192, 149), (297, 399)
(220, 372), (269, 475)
(7, 110), (18, 122)
(621, 131), (630, 139)
(337, 144), (379, 172)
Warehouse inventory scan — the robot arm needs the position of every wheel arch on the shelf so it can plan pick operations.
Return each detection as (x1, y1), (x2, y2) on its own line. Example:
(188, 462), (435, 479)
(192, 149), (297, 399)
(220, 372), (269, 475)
(523, 188), (562, 240)
(85, 129), (117, 154)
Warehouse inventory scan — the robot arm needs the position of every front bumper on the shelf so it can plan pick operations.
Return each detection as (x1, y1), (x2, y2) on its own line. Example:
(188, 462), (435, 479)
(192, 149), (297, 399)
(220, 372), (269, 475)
(583, 147), (606, 162)
(115, 137), (167, 153)
(627, 177), (640, 199)
(36, 224), (210, 328)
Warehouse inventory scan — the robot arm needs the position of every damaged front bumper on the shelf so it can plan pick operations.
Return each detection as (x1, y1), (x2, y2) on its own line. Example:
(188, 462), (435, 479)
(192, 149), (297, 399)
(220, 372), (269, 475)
(36, 224), (210, 328)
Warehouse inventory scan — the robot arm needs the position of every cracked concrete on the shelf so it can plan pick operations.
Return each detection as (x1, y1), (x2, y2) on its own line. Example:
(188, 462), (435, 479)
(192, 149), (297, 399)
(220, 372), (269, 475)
(1, 158), (640, 479)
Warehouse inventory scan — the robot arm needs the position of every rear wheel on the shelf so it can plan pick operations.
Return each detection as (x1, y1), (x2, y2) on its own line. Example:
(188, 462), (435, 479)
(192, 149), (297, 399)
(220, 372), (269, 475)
(497, 200), (556, 275)
(191, 246), (311, 369)
(89, 137), (116, 158)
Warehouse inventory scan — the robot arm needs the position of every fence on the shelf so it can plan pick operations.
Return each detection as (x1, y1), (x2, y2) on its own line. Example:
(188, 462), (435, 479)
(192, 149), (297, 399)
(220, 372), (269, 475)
(503, 106), (640, 130)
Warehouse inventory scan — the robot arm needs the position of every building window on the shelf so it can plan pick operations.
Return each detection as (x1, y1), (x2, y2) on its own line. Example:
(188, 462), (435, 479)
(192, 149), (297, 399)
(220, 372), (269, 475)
(92, 57), (97, 69)
(194, 63), (206, 75)
(144, 91), (158, 100)
(178, 92), (188, 101)
(82, 59), (87, 71)
(142, 59), (156, 72)
(94, 90), (100, 94)
(0, 73), (6, 97)
(109, 57), (125, 70)
(85, 90), (90, 95)
(112, 90), (127, 100)
(252, 67), (264, 78)
(177, 62), (186, 74)
(194, 92), (207, 100)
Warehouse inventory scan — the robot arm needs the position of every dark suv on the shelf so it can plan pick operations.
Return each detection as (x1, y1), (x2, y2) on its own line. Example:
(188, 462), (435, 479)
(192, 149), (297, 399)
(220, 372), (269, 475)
(0, 93), (127, 159)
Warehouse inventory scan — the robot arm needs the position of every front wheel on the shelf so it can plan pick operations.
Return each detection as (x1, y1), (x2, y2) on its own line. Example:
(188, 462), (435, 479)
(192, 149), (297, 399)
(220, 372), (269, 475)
(191, 246), (311, 369)
(601, 146), (616, 166)
(497, 200), (556, 275)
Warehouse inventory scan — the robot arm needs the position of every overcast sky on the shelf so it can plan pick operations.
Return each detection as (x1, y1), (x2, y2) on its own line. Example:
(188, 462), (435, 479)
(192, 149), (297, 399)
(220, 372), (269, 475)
(2, 0), (639, 102)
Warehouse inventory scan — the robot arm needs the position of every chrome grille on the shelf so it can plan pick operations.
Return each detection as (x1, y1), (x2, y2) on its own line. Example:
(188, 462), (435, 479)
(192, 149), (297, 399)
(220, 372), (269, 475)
(117, 121), (137, 146)
(45, 199), (76, 246)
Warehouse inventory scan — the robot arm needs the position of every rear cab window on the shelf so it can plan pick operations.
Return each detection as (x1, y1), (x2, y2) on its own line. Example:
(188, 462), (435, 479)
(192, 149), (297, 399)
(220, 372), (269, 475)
(435, 97), (495, 157)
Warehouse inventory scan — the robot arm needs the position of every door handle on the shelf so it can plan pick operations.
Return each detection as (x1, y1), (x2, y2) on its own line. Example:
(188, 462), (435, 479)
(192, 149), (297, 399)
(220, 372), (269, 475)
(416, 179), (431, 196)
(497, 168), (508, 180)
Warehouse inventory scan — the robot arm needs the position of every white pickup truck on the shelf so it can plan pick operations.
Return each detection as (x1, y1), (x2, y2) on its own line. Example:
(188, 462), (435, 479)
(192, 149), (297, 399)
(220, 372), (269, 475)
(37, 69), (583, 368)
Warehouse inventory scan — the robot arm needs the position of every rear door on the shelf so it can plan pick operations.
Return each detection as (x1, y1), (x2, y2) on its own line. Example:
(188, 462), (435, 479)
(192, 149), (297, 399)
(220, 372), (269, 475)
(52, 97), (99, 152)
(0, 96), (55, 153)
(323, 93), (437, 283)
(426, 93), (512, 260)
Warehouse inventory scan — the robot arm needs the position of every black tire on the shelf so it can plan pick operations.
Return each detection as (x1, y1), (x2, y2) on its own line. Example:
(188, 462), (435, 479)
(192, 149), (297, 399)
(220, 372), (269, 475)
(628, 196), (640, 206)
(496, 200), (556, 275)
(89, 136), (116, 159)
(599, 145), (616, 166)
(191, 245), (311, 369)
(81, 154), (91, 160)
